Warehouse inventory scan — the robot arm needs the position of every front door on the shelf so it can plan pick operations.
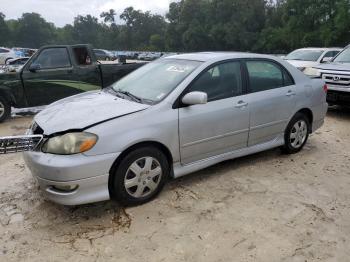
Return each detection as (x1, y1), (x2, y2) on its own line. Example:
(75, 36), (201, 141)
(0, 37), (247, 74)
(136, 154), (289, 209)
(22, 47), (84, 107)
(244, 59), (297, 146)
(179, 61), (250, 164)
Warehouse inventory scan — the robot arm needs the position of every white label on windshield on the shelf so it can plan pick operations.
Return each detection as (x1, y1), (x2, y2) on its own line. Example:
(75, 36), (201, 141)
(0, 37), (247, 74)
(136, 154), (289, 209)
(166, 65), (189, 73)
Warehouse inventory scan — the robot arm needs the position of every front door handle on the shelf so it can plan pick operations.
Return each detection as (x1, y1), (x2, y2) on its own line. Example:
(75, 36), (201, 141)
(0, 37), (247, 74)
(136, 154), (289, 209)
(235, 100), (248, 108)
(286, 90), (296, 97)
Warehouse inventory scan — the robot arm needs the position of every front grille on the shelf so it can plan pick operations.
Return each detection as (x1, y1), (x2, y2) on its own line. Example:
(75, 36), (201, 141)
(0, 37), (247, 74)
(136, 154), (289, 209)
(0, 135), (43, 154)
(322, 73), (350, 87)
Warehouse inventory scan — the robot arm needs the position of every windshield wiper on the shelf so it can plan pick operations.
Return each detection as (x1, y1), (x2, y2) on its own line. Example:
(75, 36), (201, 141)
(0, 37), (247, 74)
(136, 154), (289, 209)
(108, 87), (155, 105)
(114, 89), (143, 103)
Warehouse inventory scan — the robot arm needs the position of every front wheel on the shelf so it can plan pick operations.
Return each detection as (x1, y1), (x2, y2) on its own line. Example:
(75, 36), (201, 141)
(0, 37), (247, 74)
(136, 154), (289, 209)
(282, 113), (310, 154)
(111, 147), (169, 206)
(0, 96), (11, 123)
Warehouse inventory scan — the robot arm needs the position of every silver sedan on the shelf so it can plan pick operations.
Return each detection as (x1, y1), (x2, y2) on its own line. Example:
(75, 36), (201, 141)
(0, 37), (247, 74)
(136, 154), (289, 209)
(23, 52), (328, 206)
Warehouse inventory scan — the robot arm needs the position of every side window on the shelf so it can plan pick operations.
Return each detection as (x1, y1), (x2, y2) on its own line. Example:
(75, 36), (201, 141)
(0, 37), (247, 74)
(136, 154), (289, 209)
(73, 47), (92, 65)
(324, 51), (332, 58)
(187, 61), (243, 102)
(32, 48), (71, 69)
(246, 61), (284, 92)
(283, 71), (294, 86)
(0, 48), (9, 53)
(324, 51), (338, 58)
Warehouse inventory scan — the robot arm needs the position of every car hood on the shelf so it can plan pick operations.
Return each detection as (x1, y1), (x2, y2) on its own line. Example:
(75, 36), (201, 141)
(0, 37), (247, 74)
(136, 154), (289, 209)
(35, 90), (150, 135)
(313, 62), (350, 71)
(285, 60), (318, 68)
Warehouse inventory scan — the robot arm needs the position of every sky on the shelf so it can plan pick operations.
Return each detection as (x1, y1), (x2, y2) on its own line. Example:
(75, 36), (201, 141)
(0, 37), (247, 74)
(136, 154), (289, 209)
(1, 0), (174, 27)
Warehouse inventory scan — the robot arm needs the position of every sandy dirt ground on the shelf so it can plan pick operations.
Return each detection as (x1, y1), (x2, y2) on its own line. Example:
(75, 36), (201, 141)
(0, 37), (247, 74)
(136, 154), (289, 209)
(0, 108), (349, 262)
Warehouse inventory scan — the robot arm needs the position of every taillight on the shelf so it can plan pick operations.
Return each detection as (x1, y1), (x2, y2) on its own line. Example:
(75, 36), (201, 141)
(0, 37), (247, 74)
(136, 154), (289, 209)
(323, 84), (328, 93)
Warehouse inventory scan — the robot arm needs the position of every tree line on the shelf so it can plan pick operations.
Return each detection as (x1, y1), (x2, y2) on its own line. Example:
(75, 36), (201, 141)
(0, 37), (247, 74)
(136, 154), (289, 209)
(1, 0), (350, 53)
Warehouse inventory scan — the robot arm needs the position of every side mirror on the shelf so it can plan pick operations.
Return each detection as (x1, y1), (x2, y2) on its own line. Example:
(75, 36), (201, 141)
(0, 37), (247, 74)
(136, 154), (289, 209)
(321, 57), (332, 63)
(182, 91), (208, 106)
(29, 63), (41, 72)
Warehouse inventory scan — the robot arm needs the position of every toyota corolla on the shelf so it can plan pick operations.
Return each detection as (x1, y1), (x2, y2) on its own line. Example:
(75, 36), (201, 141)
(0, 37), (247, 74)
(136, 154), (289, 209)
(22, 52), (328, 206)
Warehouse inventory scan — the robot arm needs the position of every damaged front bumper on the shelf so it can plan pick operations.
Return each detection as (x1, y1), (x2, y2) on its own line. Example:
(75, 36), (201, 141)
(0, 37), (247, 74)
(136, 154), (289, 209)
(23, 151), (120, 205)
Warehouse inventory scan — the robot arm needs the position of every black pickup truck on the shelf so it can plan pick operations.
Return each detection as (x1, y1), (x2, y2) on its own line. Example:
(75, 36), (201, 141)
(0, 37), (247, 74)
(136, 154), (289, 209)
(0, 44), (145, 122)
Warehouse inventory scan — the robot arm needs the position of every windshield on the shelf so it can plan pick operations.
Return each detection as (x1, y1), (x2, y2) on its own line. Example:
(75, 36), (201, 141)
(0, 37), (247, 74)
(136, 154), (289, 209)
(112, 59), (202, 103)
(333, 48), (350, 63)
(285, 50), (324, 61)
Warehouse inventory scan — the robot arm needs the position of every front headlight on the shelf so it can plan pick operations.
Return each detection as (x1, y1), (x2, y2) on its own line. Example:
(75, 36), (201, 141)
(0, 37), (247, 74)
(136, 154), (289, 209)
(42, 132), (98, 155)
(303, 67), (321, 77)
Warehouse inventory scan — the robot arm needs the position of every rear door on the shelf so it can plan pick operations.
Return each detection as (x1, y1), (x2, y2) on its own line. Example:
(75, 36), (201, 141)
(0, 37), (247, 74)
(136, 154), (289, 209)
(243, 59), (297, 146)
(22, 47), (81, 106)
(179, 60), (250, 164)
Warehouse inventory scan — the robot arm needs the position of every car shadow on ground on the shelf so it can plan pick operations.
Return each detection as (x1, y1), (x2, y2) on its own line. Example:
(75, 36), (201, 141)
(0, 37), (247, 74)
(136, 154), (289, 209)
(327, 106), (350, 120)
(34, 147), (284, 226)
(167, 147), (287, 192)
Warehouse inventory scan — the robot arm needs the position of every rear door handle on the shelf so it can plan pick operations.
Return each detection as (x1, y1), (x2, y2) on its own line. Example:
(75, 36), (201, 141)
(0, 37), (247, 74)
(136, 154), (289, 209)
(235, 100), (248, 108)
(286, 90), (296, 97)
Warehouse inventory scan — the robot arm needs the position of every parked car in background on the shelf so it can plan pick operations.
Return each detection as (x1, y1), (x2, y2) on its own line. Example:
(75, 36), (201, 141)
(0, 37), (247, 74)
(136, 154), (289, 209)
(0, 48), (18, 65)
(138, 52), (162, 61)
(22, 52), (327, 206)
(304, 45), (350, 106)
(285, 48), (342, 72)
(3, 57), (30, 73)
(93, 49), (117, 61)
(12, 48), (37, 57)
(0, 44), (145, 122)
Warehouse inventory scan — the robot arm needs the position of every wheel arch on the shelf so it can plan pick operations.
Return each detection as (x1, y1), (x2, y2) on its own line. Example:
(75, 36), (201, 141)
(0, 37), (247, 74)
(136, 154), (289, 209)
(108, 141), (173, 197)
(296, 108), (313, 132)
(0, 88), (16, 106)
(5, 57), (13, 63)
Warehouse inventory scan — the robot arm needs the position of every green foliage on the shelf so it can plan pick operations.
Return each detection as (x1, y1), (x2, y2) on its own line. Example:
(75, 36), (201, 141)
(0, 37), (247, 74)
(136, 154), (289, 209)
(9, 13), (56, 48)
(0, 13), (10, 46)
(2, 0), (350, 52)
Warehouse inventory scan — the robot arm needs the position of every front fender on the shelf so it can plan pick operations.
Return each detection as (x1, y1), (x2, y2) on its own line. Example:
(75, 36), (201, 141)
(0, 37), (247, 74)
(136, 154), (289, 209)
(84, 106), (180, 163)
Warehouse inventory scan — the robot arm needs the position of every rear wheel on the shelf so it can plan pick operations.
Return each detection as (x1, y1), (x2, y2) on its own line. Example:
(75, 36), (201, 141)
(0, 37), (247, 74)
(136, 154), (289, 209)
(111, 146), (169, 206)
(0, 96), (11, 123)
(282, 113), (310, 154)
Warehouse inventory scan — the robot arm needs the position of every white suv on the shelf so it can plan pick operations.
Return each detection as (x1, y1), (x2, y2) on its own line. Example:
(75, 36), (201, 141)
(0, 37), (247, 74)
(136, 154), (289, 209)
(0, 48), (17, 65)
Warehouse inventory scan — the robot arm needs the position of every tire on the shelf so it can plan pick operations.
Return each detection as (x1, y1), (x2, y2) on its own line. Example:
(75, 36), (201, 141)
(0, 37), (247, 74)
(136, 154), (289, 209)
(282, 113), (310, 154)
(0, 96), (11, 123)
(111, 146), (169, 206)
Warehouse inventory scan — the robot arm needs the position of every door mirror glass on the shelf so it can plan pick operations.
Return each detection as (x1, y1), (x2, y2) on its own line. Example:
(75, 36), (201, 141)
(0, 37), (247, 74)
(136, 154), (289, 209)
(321, 57), (332, 63)
(182, 91), (208, 106)
(29, 63), (41, 72)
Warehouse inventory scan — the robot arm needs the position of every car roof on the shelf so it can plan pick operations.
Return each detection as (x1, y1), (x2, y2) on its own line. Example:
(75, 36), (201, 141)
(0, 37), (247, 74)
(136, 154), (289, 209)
(293, 47), (342, 51)
(163, 52), (277, 62)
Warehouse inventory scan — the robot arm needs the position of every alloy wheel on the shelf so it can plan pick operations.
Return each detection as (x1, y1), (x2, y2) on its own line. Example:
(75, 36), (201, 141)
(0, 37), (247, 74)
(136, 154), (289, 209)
(290, 120), (308, 149)
(124, 157), (162, 198)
